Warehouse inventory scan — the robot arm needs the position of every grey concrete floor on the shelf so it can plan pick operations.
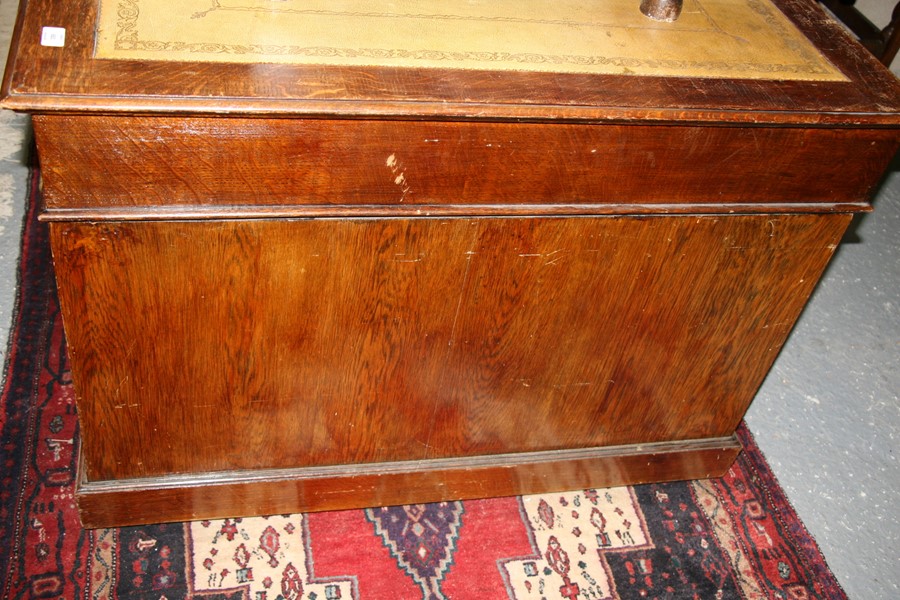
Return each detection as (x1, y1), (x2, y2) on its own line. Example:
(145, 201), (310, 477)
(0, 0), (898, 597)
(745, 169), (900, 599)
(0, 0), (29, 370)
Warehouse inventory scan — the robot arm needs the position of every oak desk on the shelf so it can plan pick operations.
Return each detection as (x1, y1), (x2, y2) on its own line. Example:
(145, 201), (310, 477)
(3, 0), (899, 527)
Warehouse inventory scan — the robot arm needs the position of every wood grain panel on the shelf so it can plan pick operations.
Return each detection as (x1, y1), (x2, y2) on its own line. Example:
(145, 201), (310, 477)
(33, 115), (899, 209)
(76, 437), (742, 528)
(51, 214), (850, 483)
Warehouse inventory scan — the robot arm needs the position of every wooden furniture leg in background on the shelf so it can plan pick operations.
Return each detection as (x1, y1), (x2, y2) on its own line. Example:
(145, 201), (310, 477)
(819, 0), (900, 65)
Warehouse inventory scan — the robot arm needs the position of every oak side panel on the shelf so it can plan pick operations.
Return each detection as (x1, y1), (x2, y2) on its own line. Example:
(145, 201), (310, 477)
(76, 437), (742, 528)
(50, 214), (850, 482)
(32, 116), (900, 209)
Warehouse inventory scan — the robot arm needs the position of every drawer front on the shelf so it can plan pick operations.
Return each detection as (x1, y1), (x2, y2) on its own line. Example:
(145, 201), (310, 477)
(34, 115), (896, 213)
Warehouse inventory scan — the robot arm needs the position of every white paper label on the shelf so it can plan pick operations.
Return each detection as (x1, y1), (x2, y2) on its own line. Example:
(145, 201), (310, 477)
(40, 27), (66, 47)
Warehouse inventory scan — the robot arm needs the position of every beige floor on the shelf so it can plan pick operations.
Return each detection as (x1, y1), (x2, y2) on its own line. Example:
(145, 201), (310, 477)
(0, 0), (898, 597)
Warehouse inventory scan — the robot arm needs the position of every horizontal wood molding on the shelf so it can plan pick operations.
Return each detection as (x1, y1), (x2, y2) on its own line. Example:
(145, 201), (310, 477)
(33, 116), (899, 210)
(77, 436), (742, 528)
(37, 202), (873, 222)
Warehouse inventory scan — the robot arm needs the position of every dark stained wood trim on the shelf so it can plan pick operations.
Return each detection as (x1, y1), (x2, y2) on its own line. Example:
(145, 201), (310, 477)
(77, 436), (742, 527)
(6, 99), (900, 127)
(37, 202), (873, 222)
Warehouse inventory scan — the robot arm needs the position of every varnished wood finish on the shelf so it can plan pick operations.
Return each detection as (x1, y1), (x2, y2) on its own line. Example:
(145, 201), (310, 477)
(3, 0), (899, 525)
(33, 116), (900, 211)
(35, 202), (874, 222)
(3, 0), (900, 124)
(52, 215), (849, 482)
(76, 437), (742, 528)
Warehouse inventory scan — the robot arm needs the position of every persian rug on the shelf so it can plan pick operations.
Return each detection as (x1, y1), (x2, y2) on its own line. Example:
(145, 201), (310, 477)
(1, 169), (847, 600)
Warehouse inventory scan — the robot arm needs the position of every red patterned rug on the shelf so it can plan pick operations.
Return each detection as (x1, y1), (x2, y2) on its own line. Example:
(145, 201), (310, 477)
(1, 169), (847, 600)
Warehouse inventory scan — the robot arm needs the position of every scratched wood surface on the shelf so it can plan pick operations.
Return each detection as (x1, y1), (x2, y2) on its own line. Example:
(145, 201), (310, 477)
(32, 115), (899, 212)
(52, 214), (850, 482)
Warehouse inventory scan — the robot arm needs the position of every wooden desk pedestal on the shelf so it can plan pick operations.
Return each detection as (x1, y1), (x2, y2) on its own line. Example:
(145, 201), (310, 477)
(4, 0), (899, 527)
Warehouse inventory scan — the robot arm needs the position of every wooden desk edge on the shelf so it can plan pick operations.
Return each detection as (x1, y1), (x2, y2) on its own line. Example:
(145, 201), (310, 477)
(37, 202), (875, 223)
(76, 436), (742, 528)
(4, 95), (900, 128)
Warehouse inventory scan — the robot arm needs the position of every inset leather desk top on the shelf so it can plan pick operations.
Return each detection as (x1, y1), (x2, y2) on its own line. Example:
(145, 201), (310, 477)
(95, 0), (844, 80)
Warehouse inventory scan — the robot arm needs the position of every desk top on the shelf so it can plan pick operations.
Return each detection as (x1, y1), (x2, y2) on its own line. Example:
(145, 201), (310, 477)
(93, 0), (843, 81)
(2, 0), (899, 124)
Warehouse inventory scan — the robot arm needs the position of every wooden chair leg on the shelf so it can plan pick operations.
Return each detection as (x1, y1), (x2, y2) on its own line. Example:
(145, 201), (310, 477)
(880, 1), (900, 66)
(819, 0), (900, 66)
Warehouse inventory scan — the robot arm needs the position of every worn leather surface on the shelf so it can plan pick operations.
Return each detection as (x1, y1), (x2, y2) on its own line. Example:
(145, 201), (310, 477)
(94, 0), (845, 80)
